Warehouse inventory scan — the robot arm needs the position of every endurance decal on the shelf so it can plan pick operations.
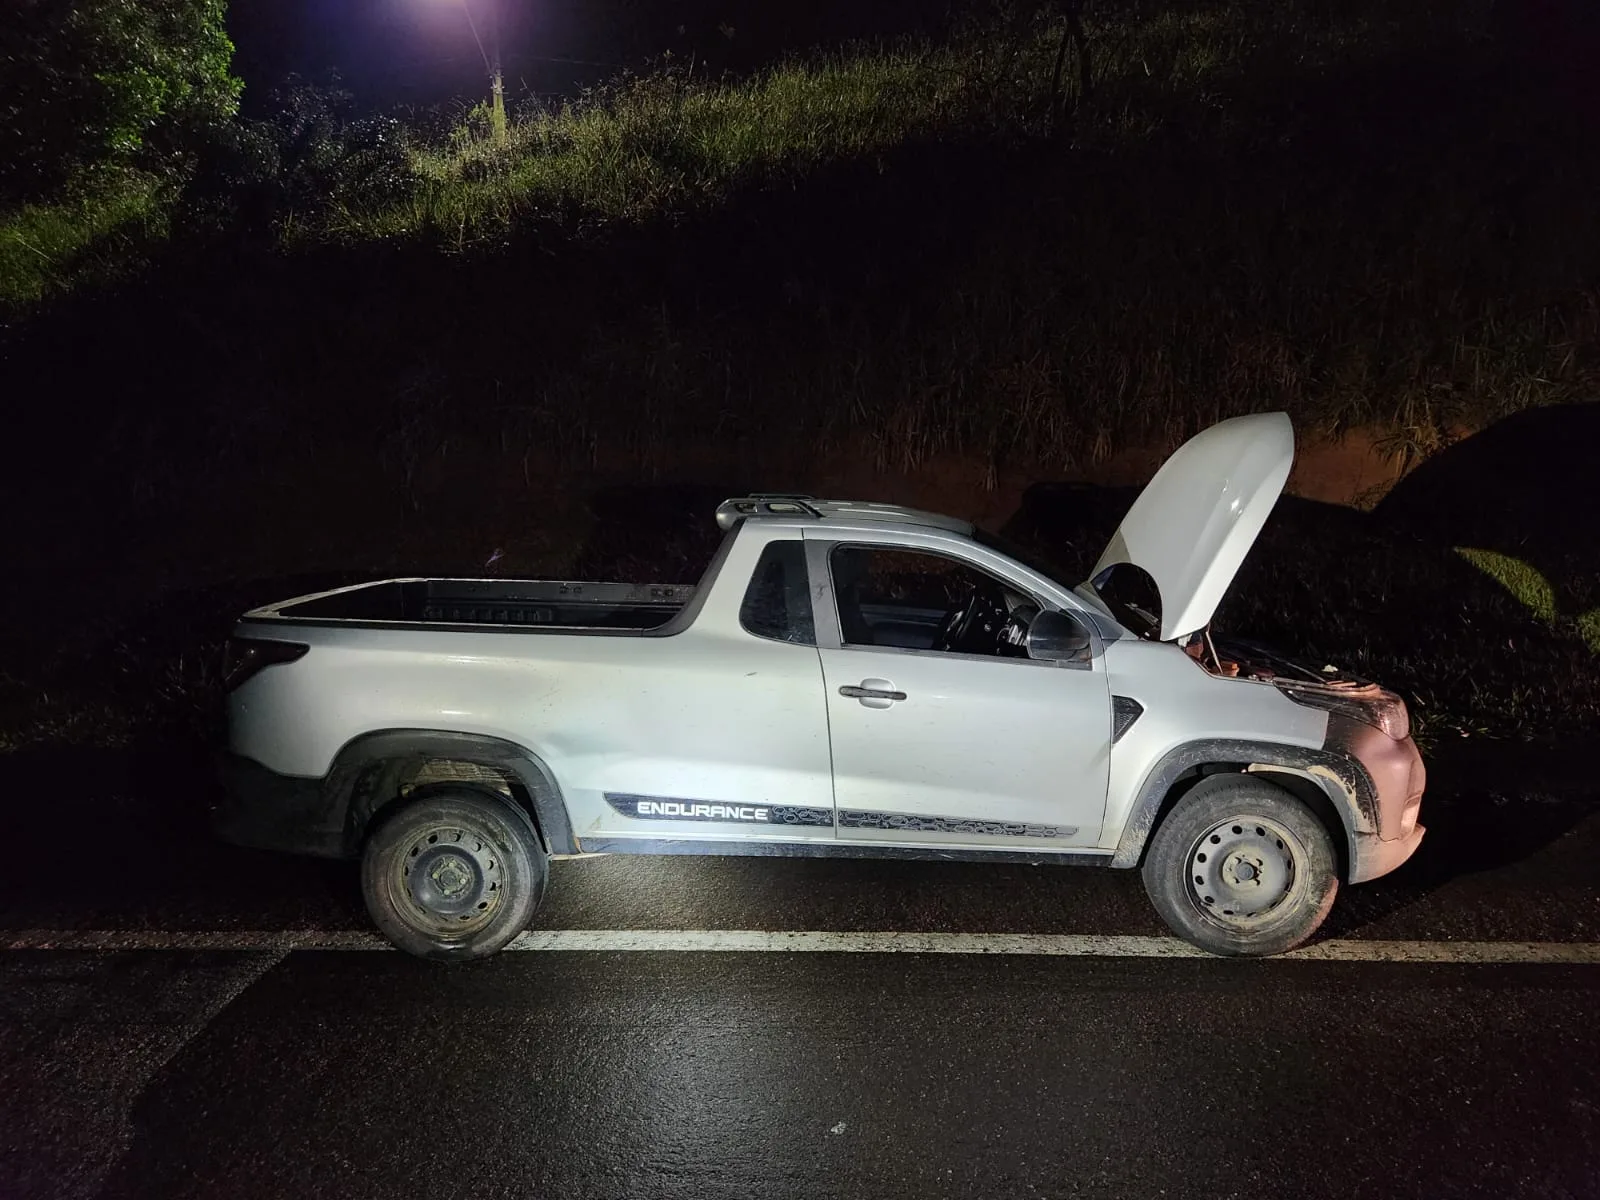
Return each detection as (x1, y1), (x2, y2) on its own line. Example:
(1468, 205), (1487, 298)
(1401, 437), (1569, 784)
(838, 811), (1075, 839)
(606, 796), (1072, 838)
(606, 794), (834, 826)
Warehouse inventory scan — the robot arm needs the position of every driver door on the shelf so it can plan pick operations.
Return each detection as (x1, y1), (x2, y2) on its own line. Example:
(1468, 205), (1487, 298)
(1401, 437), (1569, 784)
(815, 541), (1111, 850)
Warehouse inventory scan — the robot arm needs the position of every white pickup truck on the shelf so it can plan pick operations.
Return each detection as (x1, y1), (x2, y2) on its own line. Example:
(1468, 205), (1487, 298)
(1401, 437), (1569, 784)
(217, 413), (1425, 960)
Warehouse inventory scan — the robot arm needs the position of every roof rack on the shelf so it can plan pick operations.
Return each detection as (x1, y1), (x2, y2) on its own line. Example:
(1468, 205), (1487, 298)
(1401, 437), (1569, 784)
(714, 494), (824, 531)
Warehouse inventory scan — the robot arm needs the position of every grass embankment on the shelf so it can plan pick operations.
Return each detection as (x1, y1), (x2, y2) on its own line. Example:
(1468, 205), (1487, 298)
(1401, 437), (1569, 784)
(6, 1), (1594, 462)
(354, 51), (972, 237)
(287, 0), (1600, 460)
(0, 170), (170, 307)
(330, 3), (1481, 239)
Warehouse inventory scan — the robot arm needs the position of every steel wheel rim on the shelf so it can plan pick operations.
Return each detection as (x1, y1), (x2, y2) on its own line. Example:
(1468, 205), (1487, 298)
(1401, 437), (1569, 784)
(1185, 814), (1303, 930)
(395, 824), (504, 935)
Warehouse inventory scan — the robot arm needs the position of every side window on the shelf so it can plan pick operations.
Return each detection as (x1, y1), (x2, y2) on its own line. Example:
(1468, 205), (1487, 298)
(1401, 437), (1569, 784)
(740, 540), (816, 645)
(830, 545), (1031, 655)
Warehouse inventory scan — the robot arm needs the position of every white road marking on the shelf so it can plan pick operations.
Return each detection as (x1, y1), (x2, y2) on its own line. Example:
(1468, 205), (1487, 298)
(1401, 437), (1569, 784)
(4, 928), (1600, 963)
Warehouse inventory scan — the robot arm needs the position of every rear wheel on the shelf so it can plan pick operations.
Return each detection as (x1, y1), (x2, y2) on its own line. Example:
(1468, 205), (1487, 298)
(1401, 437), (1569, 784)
(361, 785), (546, 961)
(1142, 774), (1338, 957)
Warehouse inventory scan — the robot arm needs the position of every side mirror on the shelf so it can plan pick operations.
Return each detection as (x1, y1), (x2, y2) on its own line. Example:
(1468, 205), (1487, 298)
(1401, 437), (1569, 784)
(1026, 609), (1092, 663)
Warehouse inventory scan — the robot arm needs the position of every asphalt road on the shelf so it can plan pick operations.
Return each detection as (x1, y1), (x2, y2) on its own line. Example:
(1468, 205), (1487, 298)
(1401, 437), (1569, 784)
(2, 746), (1598, 1199)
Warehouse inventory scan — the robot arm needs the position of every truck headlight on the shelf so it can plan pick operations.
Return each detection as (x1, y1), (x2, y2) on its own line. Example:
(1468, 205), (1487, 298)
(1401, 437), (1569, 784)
(1276, 682), (1411, 742)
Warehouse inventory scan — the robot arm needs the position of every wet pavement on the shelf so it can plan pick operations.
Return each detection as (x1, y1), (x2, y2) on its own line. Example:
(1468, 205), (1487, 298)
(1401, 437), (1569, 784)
(1, 745), (1598, 1199)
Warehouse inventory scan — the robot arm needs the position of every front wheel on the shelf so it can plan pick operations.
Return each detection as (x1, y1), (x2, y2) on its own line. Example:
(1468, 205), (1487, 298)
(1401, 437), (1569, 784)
(1142, 775), (1338, 957)
(361, 785), (547, 961)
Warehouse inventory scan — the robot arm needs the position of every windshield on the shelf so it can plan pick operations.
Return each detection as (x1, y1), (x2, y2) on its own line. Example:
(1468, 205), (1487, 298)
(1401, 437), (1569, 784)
(973, 527), (1166, 639)
(1088, 562), (1163, 640)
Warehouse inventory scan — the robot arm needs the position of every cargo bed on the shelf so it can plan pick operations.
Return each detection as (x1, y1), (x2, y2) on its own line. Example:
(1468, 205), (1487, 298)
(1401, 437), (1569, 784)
(247, 578), (694, 632)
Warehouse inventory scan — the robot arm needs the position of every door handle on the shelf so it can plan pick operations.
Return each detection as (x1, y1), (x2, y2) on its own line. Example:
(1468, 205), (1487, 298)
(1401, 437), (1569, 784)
(839, 679), (906, 705)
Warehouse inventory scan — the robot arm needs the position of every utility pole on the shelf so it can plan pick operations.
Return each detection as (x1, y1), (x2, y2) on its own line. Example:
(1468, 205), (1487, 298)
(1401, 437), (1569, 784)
(458, 0), (507, 143)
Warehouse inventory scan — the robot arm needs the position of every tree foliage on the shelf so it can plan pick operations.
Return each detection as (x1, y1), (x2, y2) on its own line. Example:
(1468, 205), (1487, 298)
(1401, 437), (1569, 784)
(0, 0), (242, 204)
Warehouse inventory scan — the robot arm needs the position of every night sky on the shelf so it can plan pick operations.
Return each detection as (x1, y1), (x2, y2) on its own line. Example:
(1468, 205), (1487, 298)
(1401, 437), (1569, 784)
(225, 0), (946, 111)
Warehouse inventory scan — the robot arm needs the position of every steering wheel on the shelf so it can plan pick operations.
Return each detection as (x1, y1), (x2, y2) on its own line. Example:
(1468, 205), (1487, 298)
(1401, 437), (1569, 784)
(933, 584), (1008, 654)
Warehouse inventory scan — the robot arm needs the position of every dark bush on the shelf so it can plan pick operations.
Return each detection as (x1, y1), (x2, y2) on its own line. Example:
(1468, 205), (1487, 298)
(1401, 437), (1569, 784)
(182, 82), (416, 233)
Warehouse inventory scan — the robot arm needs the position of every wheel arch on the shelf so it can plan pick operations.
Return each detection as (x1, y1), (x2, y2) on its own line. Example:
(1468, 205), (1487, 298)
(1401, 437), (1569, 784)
(324, 729), (578, 857)
(1110, 738), (1376, 880)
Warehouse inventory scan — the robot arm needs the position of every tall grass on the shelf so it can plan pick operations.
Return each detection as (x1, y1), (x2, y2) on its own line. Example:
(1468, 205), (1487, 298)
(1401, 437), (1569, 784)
(280, 0), (1600, 463)
(325, 50), (979, 240)
(0, 170), (170, 307)
(322, 0), (1501, 243)
(6, 0), (1596, 467)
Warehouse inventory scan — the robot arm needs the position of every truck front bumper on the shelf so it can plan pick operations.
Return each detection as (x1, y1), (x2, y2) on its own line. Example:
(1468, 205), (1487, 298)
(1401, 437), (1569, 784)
(1337, 719), (1427, 884)
(1350, 822), (1425, 884)
(213, 753), (346, 859)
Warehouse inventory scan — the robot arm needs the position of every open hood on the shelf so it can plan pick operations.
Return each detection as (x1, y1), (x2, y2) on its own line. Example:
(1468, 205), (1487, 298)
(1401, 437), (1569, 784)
(1088, 412), (1294, 641)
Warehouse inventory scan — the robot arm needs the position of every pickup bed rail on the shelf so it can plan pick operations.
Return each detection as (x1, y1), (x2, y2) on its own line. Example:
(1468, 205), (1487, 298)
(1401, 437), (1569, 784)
(253, 578), (695, 631)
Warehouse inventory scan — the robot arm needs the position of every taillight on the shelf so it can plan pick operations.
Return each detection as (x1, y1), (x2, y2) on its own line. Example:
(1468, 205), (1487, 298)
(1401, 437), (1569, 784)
(224, 638), (309, 692)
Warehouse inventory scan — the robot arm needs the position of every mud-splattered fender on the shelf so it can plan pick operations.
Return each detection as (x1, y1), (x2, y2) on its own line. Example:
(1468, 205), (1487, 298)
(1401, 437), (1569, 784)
(325, 729), (579, 856)
(1108, 737), (1377, 870)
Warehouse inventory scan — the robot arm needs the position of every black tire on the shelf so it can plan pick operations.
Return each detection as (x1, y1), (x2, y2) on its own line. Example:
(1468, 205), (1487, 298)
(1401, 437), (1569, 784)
(1142, 774), (1338, 957)
(361, 784), (547, 961)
